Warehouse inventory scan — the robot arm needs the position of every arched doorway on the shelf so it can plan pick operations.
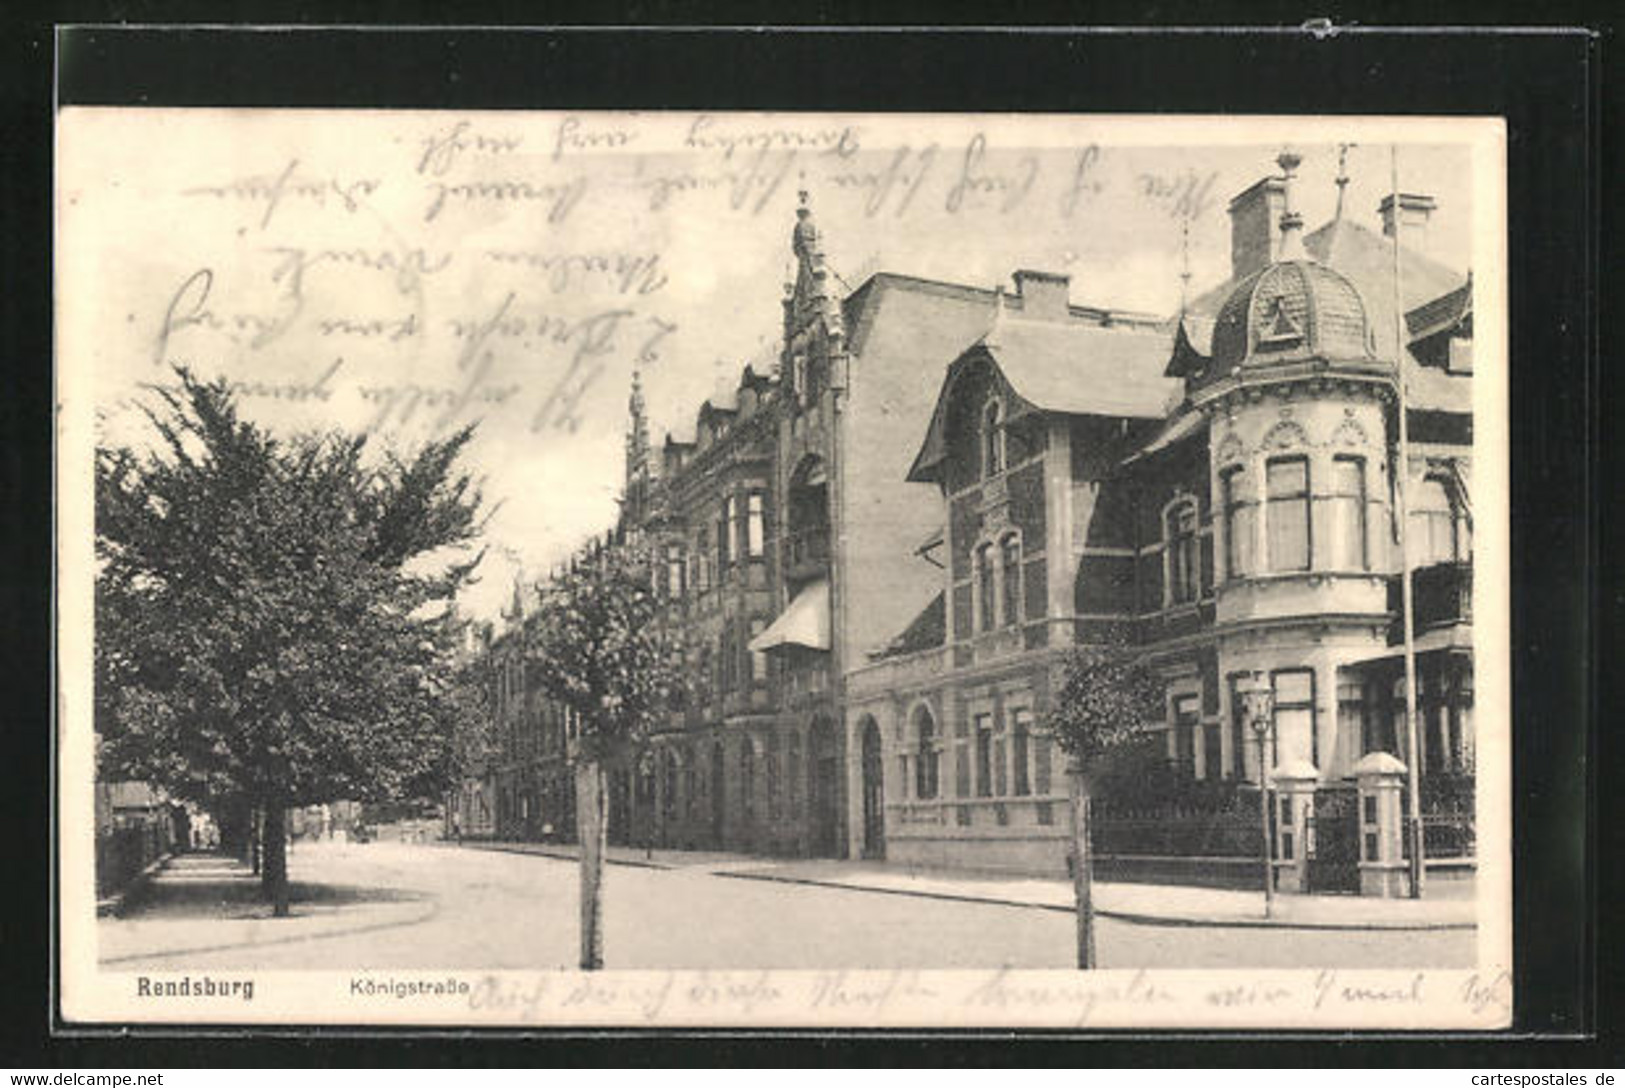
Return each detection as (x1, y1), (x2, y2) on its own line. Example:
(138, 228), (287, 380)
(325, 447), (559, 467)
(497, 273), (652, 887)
(710, 740), (727, 847)
(807, 715), (841, 857)
(860, 717), (886, 859)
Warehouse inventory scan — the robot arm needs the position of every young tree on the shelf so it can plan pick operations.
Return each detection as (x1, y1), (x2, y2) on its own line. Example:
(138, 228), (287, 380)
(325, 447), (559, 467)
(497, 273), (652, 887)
(95, 371), (484, 915)
(531, 541), (681, 970)
(1045, 643), (1164, 969)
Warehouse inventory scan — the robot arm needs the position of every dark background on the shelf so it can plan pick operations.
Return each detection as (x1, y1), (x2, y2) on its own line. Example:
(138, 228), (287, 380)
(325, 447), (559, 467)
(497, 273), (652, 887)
(3, 12), (1606, 1068)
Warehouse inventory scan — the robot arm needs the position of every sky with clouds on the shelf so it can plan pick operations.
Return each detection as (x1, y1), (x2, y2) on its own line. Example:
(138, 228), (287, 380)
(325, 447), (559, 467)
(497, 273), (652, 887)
(59, 111), (1490, 620)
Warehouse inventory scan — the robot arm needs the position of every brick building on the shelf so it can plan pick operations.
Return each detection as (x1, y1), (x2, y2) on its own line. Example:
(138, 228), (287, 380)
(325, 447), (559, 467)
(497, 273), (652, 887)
(461, 154), (1474, 889)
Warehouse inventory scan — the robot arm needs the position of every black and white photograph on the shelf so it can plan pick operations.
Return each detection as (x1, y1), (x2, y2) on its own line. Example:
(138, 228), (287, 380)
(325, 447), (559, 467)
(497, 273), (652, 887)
(56, 109), (1510, 1029)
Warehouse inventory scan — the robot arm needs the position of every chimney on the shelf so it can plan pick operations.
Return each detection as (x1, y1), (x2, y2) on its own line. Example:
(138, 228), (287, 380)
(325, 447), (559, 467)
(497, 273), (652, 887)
(1011, 269), (1071, 321)
(1378, 193), (1437, 251)
(1227, 174), (1286, 279)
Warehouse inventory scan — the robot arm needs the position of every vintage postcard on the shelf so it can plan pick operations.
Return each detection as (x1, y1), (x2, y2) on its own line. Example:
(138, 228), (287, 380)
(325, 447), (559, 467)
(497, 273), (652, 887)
(57, 109), (1510, 1028)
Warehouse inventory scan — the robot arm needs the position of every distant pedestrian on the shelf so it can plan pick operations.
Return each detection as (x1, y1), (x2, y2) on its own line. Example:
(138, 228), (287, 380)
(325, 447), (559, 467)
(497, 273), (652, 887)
(451, 811), (463, 846)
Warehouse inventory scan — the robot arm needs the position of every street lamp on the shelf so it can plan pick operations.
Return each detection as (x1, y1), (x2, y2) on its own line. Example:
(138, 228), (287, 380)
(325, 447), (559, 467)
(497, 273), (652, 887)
(1237, 670), (1276, 919)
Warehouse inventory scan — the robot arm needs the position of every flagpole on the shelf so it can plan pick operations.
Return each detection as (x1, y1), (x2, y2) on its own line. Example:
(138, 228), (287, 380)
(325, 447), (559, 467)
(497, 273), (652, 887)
(1390, 144), (1426, 899)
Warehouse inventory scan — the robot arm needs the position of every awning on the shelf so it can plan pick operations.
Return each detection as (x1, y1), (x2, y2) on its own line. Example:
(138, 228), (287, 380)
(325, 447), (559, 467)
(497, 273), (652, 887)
(1343, 624), (1473, 666)
(748, 578), (831, 653)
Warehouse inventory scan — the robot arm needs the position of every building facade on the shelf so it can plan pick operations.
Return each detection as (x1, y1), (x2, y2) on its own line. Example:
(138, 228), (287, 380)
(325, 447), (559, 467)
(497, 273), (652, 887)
(460, 156), (1475, 888)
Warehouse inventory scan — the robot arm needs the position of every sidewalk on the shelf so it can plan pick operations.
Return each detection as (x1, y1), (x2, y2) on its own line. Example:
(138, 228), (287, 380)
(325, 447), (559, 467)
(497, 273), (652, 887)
(97, 851), (436, 966)
(452, 839), (1477, 931)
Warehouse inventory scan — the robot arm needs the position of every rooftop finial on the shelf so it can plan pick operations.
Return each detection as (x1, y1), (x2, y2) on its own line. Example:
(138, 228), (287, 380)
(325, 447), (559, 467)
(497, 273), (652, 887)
(1334, 142), (1356, 221)
(1276, 149), (1306, 260)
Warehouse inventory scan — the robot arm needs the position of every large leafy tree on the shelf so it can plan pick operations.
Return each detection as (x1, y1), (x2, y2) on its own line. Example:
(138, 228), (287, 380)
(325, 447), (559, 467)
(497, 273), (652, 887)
(1045, 643), (1164, 968)
(95, 371), (484, 915)
(531, 539), (682, 970)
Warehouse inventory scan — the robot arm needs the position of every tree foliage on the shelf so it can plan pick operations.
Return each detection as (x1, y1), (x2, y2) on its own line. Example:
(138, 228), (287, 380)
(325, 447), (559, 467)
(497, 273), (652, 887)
(94, 371), (486, 812)
(1046, 644), (1166, 770)
(530, 542), (684, 762)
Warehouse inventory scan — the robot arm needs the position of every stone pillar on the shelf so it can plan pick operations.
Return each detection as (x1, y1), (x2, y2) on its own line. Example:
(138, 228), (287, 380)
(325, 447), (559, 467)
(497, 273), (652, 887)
(1271, 760), (1319, 894)
(1355, 751), (1409, 897)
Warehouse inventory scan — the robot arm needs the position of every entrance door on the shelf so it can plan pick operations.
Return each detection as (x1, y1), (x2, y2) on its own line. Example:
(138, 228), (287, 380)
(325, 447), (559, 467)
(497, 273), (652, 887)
(710, 741), (727, 846)
(808, 717), (840, 857)
(860, 719), (886, 859)
(1307, 787), (1361, 894)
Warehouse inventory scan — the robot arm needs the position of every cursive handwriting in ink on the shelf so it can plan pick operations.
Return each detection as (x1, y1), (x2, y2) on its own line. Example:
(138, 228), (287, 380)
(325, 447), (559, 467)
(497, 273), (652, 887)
(945, 134), (1038, 215)
(416, 120), (524, 177)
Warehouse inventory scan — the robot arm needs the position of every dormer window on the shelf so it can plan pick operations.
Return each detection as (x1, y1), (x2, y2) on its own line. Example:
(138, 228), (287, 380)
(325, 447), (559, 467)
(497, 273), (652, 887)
(1255, 293), (1305, 351)
(983, 398), (1005, 478)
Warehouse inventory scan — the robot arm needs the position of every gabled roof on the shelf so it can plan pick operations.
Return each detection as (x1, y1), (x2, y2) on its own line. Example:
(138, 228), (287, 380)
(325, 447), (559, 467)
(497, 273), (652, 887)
(1407, 278), (1472, 341)
(908, 317), (1179, 482)
(871, 591), (946, 661)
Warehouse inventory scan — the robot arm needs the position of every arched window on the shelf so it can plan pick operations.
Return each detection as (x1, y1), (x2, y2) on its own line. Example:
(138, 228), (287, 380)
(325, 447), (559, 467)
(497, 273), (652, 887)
(983, 398), (1005, 478)
(1265, 457), (1311, 572)
(1412, 475), (1470, 564)
(913, 707), (939, 800)
(1164, 500), (1199, 604)
(1000, 534), (1022, 627)
(976, 543), (996, 632)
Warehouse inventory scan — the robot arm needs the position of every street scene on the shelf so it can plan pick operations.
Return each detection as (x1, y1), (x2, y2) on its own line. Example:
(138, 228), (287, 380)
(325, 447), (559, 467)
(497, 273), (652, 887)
(100, 840), (1475, 972)
(61, 108), (1504, 1026)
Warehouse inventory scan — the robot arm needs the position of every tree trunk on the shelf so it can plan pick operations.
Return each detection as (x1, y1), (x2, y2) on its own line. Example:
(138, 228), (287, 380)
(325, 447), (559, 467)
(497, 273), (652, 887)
(1068, 764), (1096, 970)
(250, 807), (262, 874)
(574, 758), (607, 970)
(262, 799), (290, 917)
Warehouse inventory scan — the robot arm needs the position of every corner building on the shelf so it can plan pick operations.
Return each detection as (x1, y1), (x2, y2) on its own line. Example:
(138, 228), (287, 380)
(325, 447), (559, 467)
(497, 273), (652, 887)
(852, 154), (1474, 887)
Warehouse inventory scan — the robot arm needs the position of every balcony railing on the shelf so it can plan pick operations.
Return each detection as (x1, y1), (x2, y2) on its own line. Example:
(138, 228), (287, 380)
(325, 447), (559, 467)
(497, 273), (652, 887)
(1390, 559), (1472, 634)
(782, 524), (831, 580)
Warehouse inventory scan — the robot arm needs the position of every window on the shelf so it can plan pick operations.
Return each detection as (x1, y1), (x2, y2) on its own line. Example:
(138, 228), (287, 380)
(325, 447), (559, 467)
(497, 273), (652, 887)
(1202, 718), (1223, 781)
(1011, 708), (1032, 796)
(1165, 500), (1199, 604)
(983, 399), (1004, 477)
(1033, 725), (1053, 796)
(1271, 669), (1317, 767)
(747, 492), (766, 558)
(974, 713), (994, 797)
(718, 631), (734, 693)
(750, 620), (768, 684)
(1412, 475), (1469, 564)
(1266, 457), (1311, 572)
(787, 732), (802, 815)
(695, 529), (711, 592)
(914, 709), (940, 800)
(1220, 465), (1253, 579)
(953, 713), (972, 798)
(976, 543), (996, 632)
(766, 734), (781, 819)
(1172, 693), (1199, 779)
(1331, 457), (1368, 570)
(666, 544), (686, 599)
(718, 498), (734, 571)
(993, 713), (1009, 796)
(1000, 534), (1022, 627)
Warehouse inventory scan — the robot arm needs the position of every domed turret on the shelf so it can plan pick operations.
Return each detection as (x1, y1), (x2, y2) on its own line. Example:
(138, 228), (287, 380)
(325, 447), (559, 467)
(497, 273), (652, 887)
(1208, 258), (1376, 373)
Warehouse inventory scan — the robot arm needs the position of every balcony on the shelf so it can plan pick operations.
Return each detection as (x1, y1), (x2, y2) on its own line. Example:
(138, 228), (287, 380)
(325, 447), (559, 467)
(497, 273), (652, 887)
(1389, 559), (1472, 636)
(782, 524), (831, 584)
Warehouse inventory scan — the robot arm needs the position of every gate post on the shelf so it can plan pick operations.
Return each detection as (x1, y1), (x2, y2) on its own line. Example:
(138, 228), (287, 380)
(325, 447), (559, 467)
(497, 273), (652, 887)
(1354, 752), (1409, 897)
(1270, 760), (1318, 894)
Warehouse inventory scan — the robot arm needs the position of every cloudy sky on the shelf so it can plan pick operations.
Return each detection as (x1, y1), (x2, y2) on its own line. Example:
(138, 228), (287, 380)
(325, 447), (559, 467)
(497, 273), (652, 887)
(59, 111), (1493, 620)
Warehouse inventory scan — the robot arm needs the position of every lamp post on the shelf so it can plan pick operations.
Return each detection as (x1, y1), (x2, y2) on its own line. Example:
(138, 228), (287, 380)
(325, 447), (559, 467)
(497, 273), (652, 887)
(1237, 671), (1276, 919)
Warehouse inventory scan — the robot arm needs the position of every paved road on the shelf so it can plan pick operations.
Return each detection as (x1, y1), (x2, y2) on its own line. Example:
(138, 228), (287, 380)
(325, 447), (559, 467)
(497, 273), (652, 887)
(100, 842), (1475, 971)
